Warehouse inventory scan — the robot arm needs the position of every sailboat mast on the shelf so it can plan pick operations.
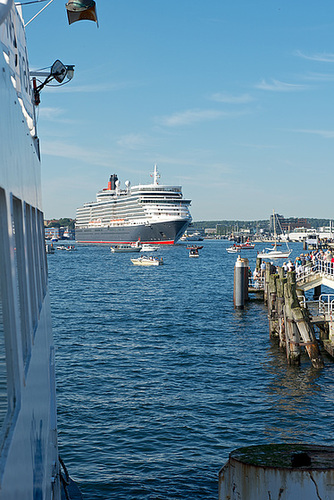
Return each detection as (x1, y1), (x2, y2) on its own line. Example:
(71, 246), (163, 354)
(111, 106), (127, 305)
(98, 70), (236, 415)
(273, 210), (277, 249)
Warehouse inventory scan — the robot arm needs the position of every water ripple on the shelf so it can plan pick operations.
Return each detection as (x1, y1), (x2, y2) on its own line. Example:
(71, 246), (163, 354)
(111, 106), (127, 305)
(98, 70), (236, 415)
(48, 241), (334, 499)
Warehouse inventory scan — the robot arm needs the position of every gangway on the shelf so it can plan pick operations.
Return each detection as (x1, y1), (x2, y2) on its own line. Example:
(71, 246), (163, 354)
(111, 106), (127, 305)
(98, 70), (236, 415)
(296, 260), (334, 291)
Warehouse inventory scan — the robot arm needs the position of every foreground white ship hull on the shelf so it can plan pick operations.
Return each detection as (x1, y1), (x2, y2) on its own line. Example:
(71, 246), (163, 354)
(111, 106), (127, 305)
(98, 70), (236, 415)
(0, 1), (96, 498)
(0, 4), (61, 499)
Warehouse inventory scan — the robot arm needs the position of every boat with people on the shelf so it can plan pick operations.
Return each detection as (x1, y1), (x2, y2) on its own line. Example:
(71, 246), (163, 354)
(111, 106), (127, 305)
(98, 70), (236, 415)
(238, 240), (255, 249)
(0, 0), (98, 498)
(258, 210), (292, 259)
(46, 243), (56, 254)
(75, 165), (192, 245)
(180, 231), (203, 242)
(226, 239), (255, 253)
(141, 244), (159, 252)
(189, 247), (200, 258)
(226, 246), (238, 254)
(110, 240), (142, 253)
(57, 245), (77, 251)
(131, 255), (164, 266)
(186, 245), (203, 250)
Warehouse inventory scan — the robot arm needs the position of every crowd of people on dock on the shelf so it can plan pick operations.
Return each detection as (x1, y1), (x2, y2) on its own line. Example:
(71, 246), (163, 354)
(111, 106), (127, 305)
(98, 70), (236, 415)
(252, 248), (334, 286)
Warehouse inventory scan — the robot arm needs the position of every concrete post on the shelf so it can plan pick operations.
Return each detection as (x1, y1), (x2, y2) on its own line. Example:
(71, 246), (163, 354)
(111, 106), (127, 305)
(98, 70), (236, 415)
(233, 256), (248, 309)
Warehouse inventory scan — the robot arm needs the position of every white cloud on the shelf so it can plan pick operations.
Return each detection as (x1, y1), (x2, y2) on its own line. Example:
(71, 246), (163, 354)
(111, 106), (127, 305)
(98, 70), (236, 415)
(255, 79), (306, 92)
(44, 81), (135, 94)
(210, 92), (254, 104)
(295, 50), (334, 63)
(300, 72), (334, 82)
(38, 107), (65, 119)
(157, 108), (246, 127)
(294, 129), (334, 139)
(41, 140), (111, 166)
(116, 134), (148, 150)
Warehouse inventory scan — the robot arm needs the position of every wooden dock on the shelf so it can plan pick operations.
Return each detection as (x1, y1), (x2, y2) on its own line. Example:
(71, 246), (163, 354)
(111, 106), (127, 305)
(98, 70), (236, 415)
(243, 258), (334, 367)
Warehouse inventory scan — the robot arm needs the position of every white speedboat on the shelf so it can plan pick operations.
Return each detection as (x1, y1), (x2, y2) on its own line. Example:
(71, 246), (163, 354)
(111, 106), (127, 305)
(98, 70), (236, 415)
(141, 244), (159, 252)
(226, 246), (238, 253)
(111, 243), (142, 253)
(0, 1), (97, 498)
(131, 256), (164, 266)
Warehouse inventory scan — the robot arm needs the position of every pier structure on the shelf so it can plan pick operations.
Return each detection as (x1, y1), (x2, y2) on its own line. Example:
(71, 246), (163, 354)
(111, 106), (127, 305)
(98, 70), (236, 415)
(241, 257), (334, 366)
(224, 258), (334, 499)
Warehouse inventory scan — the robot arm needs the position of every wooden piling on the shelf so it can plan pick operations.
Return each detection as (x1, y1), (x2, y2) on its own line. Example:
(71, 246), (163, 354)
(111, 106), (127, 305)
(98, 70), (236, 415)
(283, 272), (324, 368)
(276, 268), (286, 349)
(268, 273), (279, 338)
(284, 272), (302, 365)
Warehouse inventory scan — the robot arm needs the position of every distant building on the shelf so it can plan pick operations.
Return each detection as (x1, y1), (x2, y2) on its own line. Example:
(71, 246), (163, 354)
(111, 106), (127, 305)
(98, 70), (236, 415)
(270, 214), (310, 233)
(205, 228), (216, 235)
(45, 227), (59, 239)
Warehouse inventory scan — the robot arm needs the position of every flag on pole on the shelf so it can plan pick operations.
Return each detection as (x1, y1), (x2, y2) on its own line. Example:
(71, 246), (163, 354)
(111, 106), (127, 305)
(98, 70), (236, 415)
(65, 0), (98, 26)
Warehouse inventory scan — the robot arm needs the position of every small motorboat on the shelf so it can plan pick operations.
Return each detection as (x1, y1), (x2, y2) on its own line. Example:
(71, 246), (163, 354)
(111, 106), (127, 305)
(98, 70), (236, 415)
(111, 242), (142, 253)
(189, 247), (200, 258)
(131, 256), (163, 266)
(238, 242), (255, 249)
(226, 239), (255, 253)
(45, 244), (55, 254)
(186, 245), (203, 250)
(140, 244), (159, 252)
(226, 246), (238, 254)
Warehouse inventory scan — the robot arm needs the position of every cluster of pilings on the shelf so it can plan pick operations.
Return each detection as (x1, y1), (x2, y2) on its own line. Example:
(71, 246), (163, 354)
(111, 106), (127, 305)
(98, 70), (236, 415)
(263, 262), (324, 368)
(233, 257), (324, 368)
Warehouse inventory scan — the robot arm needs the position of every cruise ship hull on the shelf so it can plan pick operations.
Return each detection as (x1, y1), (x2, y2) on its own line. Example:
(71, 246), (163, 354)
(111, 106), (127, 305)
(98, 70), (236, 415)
(76, 219), (190, 244)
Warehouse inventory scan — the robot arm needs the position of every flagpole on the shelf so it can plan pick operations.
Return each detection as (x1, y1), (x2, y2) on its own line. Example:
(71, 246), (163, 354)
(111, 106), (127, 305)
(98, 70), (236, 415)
(24, 0), (54, 27)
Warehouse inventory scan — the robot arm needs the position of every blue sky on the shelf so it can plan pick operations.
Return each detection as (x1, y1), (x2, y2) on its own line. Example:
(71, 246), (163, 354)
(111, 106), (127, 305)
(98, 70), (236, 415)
(24, 0), (334, 221)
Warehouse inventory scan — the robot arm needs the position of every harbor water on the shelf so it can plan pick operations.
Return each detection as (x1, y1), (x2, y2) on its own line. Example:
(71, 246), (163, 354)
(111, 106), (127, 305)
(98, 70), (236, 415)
(48, 241), (334, 500)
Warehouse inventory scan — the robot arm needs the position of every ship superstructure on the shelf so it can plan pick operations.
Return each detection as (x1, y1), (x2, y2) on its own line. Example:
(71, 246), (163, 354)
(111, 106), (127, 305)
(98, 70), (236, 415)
(0, 0), (97, 498)
(75, 165), (192, 244)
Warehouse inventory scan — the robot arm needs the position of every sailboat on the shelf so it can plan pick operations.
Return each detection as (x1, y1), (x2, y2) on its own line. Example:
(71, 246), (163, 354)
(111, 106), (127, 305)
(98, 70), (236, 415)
(258, 211), (292, 259)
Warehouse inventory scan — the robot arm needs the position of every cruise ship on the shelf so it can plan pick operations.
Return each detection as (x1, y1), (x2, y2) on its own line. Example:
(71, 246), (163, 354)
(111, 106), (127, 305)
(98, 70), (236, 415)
(75, 165), (192, 244)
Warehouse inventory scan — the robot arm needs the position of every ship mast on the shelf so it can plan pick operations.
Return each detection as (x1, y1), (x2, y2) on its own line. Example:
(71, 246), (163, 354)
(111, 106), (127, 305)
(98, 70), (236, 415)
(153, 164), (160, 185)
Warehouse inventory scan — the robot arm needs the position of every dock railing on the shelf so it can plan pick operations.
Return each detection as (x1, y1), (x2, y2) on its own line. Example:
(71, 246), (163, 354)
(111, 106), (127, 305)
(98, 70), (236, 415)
(296, 260), (334, 282)
(318, 294), (334, 316)
(249, 276), (265, 290)
(299, 294), (334, 318)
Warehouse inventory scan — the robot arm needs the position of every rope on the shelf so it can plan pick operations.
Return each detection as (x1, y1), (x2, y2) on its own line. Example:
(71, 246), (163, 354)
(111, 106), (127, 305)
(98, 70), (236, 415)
(59, 455), (70, 500)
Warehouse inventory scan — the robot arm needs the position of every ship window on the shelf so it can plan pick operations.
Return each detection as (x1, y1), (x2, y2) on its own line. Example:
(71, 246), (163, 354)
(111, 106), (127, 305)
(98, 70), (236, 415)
(0, 189), (9, 428)
(31, 208), (42, 307)
(12, 196), (31, 365)
(37, 209), (47, 295)
(25, 204), (37, 330)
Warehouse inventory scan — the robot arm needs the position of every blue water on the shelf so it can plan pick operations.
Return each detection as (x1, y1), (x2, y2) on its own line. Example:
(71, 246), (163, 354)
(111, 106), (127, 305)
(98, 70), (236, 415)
(48, 241), (334, 499)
